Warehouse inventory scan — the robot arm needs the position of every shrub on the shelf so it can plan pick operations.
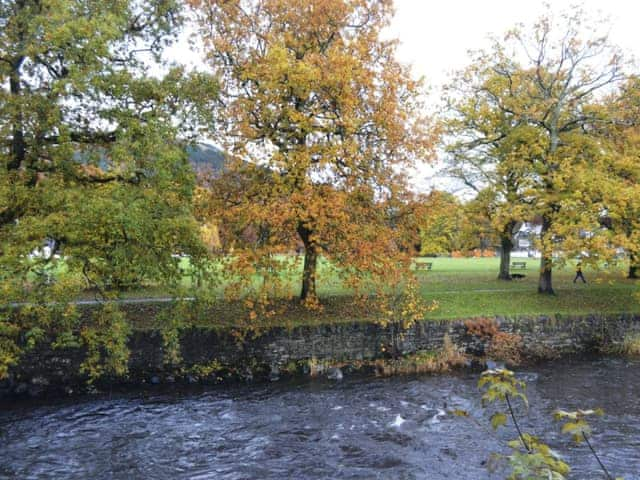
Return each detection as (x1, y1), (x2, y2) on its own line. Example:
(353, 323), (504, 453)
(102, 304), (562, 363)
(621, 332), (640, 357)
(487, 331), (524, 366)
(465, 317), (499, 339)
(375, 334), (467, 376)
(465, 317), (524, 366)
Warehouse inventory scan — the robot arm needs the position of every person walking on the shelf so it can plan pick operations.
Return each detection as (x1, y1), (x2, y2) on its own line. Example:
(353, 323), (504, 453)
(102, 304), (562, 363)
(574, 262), (586, 283)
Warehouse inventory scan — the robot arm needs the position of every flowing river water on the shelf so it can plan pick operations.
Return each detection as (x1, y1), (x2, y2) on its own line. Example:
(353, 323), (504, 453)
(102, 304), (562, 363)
(1, 357), (639, 479)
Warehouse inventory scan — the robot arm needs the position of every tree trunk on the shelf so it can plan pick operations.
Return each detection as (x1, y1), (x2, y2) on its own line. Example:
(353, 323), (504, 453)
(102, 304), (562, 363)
(497, 229), (514, 281)
(297, 223), (318, 301)
(8, 18), (26, 169)
(537, 122), (561, 295)
(1, 57), (26, 230)
(538, 259), (554, 294)
(629, 253), (639, 279)
(537, 215), (555, 295)
(9, 71), (25, 170)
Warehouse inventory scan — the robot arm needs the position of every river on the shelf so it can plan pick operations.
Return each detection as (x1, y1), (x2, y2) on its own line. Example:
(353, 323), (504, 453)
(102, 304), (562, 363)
(1, 357), (638, 479)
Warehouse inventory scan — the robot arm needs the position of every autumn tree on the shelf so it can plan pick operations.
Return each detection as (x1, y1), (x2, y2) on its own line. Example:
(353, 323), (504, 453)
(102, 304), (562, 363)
(442, 7), (626, 293)
(416, 190), (467, 256)
(598, 76), (640, 279)
(0, 1), (216, 377)
(441, 71), (536, 279)
(463, 189), (512, 263)
(191, 0), (431, 302)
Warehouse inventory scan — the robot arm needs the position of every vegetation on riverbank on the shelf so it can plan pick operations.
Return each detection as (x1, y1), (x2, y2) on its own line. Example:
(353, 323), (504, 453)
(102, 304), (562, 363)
(3, 254), (639, 385)
(2, 1), (640, 395)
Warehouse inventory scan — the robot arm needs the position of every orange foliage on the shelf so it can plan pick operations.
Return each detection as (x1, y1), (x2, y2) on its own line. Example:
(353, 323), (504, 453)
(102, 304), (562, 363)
(486, 331), (524, 366)
(190, 0), (434, 304)
(465, 317), (500, 340)
(465, 317), (523, 365)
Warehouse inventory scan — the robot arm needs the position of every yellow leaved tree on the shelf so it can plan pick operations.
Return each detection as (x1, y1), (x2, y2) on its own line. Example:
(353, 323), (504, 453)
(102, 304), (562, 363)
(441, 7), (627, 294)
(190, 0), (433, 304)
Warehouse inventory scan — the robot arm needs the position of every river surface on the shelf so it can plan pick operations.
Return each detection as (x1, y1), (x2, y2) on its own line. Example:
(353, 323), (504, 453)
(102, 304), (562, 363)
(1, 357), (639, 479)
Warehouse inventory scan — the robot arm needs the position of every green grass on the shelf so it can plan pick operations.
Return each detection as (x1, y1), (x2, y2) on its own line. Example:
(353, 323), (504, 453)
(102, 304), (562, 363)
(64, 256), (640, 323)
(415, 257), (639, 319)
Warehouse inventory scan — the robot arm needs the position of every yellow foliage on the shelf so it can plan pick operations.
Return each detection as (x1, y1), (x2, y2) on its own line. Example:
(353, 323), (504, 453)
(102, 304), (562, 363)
(191, 0), (434, 306)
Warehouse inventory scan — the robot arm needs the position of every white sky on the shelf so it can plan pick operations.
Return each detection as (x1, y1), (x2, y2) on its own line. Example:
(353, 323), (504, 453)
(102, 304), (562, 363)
(385, 0), (640, 193)
(169, 0), (640, 194)
(389, 0), (639, 87)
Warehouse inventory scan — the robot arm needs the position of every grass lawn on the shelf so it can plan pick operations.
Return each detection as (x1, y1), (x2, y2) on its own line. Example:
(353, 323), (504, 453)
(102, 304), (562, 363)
(416, 257), (639, 319)
(101, 256), (640, 324)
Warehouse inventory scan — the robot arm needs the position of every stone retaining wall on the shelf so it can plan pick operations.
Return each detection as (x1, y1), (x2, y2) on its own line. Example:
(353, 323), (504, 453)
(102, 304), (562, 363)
(2, 311), (639, 399)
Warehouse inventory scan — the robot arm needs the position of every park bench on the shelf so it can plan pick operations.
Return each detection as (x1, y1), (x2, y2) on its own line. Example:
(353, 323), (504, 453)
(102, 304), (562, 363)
(510, 261), (527, 270)
(414, 259), (433, 271)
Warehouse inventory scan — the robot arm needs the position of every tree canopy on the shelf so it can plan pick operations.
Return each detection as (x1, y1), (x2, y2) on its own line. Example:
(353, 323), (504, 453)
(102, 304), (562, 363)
(0, 0), (219, 294)
(0, 0), (216, 378)
(416, 191), (467, 257)
(191, 0), (433, 303)
(440, 7), (628, 293)
(597, 76), (640, 279)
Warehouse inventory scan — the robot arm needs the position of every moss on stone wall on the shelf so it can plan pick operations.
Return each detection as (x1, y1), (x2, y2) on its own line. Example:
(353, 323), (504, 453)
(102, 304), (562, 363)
(2, 311), (640, 400)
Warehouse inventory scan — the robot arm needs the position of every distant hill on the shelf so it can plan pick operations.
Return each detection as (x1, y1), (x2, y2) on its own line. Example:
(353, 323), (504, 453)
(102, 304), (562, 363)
(73, 142), (227, 174)
(186, 143), (226, 174)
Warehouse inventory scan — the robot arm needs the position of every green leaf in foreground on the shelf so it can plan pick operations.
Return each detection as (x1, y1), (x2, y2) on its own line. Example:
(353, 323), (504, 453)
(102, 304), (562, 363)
(490, 412), (507, 430)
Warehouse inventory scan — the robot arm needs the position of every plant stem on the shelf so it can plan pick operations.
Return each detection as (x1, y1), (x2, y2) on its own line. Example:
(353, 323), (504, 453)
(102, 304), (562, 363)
(582, 432), (613, 480)
(505, 393), (531, 453)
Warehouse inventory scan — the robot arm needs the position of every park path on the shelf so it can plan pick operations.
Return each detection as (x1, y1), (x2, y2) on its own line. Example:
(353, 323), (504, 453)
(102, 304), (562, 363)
(6, 296), (194, 308)
(4, 284), (633, 308)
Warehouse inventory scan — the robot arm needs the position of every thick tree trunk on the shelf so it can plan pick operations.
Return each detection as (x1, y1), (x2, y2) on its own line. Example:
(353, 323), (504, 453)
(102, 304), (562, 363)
(1, 58), (26, 230)
(537, 215), (555, 295)
(538, 259), (554, 294)
(537, 123), (561, 295)
(629, 253), (639, 279)
(300, 246), (318, 301)
(297, 223), (318, 301)
(9, 50), (25, 170)
(9, 75), (25, 170)
(497, 231), (514, 281)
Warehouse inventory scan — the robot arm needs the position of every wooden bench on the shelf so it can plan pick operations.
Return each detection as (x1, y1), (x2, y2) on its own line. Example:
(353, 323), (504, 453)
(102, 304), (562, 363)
(414, 260), (433, 271)
(510, 261), (527, 270)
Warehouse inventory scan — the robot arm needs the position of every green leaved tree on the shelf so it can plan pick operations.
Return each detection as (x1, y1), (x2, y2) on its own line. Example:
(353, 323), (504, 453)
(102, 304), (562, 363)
(0, 0), (217, 379)
(190, 0), (433, 303)
(441, 7), (627, 294)
(417, 190), (467, 257)
(597, 76), (640, 279)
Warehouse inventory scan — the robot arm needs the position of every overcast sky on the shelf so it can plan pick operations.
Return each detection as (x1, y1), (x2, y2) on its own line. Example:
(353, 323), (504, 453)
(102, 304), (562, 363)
(388, 0), (639, 89)
(170, 1), (640, 194)
(384, 0), (640, 193)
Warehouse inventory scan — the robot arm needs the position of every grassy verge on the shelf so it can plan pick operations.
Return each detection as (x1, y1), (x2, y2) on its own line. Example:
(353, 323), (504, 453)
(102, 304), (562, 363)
(98, 257), (640, 328)
(417, 258), (639, 319)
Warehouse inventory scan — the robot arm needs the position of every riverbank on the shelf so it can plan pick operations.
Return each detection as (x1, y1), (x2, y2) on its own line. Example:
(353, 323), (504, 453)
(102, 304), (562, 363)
(2, 311), (639, 400)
